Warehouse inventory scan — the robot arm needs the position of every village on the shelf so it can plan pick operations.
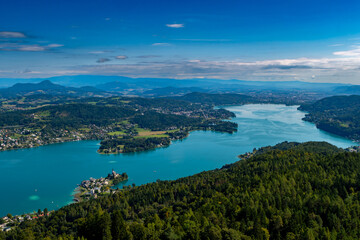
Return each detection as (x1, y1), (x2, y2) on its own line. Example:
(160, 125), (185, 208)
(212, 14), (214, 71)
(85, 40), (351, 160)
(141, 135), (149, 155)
(346, 145), (360, 153)
(0, 124), (121, 151)
(74, 170), (128, 202)
(0, 209), (52, 232)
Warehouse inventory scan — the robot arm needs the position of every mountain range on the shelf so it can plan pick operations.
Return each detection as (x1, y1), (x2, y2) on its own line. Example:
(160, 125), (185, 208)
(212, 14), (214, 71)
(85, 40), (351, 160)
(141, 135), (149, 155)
(0, 80), (112, 98)
(0, 75), (359, 99)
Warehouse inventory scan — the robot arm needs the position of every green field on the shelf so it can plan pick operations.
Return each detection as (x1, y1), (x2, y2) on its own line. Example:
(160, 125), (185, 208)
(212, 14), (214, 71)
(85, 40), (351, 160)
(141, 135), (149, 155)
(107, 131), (126, 136)
(134, 134), (169, 139)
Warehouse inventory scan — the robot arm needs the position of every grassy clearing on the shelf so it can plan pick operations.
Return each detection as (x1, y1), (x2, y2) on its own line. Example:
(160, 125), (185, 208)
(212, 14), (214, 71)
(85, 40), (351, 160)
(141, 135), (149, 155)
(37, 110), (50, 117)
(135, 127), (147, 133)
(166, 129), (179, 133)
(134, 134), (169, 139)
(118, 120), (130, 125)
(137, 130), (167, 137)
(339, 122), (350, 128)
(11, 133), (23, 139)
(133, 128), (173, 138)
(133, 128), (169, 139)
(79, 128), (91, 132)
(108, 131), (126, 136)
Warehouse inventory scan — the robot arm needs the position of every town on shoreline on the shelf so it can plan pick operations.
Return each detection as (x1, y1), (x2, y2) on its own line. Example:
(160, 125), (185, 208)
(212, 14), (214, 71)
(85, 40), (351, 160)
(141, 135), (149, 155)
(73, 169), (128, 202)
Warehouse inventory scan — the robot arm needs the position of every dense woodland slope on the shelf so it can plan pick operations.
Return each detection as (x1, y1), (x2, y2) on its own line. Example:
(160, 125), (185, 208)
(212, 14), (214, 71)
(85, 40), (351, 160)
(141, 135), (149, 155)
(299, 95), (360, 141)
(3, 142), (360, 240)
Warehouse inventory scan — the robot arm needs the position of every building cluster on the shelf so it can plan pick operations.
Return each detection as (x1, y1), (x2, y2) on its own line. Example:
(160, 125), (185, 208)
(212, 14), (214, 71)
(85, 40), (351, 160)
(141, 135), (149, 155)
(346, 145), (360, 153)
(158, 108), (203, 118)
(76, 170), (126, 201)
(80, 177), (111, 197)
(0, 124), (118, 151)
(1, 211), (51, 232)
(0, 128), (71, 151)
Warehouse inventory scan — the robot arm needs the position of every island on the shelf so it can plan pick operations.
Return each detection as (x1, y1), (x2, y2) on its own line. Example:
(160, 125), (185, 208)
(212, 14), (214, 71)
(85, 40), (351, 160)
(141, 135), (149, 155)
(73, 170), (128, 202)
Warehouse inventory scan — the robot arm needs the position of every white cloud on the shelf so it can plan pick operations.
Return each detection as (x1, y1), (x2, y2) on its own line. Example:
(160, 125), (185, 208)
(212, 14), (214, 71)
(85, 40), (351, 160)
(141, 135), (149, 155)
(329, 44), (344, 47)
(0, 43), (64, 52)
(115, 55), (128, 60)
(333, 46), (360, 57)
(152, 43), (171, 46)
(166, 23), (184, 28)
(89, 51), (107, 54)
(17, 45), (46, 51)
(0, 31), (27, 38)
(47, 44), (64, 48)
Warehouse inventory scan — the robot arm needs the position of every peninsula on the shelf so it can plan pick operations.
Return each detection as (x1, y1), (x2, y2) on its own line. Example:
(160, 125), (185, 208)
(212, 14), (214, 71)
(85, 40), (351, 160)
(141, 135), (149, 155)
(0, 94), (239, 154)
(73, 170), (128, 202)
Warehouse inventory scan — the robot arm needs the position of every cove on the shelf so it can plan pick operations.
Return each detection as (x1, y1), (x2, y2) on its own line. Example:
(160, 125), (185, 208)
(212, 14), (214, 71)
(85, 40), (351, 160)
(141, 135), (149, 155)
(0, 104), (357, 216)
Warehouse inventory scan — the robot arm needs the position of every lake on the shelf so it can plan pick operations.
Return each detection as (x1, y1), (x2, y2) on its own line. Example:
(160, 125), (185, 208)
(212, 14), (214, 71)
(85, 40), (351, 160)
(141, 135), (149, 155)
(0, 104), (357, 216)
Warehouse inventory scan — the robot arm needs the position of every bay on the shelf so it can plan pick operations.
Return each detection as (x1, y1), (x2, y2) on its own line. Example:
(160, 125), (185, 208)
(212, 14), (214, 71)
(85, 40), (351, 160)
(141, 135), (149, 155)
(0, 104), (357, 216)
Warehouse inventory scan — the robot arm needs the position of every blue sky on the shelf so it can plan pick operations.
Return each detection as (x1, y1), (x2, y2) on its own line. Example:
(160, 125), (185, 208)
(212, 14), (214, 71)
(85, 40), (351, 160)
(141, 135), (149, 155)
(1, 0), (360, 84)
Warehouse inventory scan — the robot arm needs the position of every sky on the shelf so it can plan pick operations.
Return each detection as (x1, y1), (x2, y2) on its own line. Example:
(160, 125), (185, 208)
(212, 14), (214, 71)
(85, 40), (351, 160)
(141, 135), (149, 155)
(1, 0), (360, 84)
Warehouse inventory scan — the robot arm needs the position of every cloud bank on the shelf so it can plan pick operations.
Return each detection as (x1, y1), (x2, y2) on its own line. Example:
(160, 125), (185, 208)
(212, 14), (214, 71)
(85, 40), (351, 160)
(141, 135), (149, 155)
(0, 31), (27, 38)
(3, 42), (360, 84)
(60, 51), (360, 84)
(0, 43), (63, 52)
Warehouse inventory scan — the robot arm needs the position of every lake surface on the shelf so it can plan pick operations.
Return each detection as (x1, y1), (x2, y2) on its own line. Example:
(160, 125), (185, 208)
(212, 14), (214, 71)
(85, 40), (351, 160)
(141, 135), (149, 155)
(0, 104), (357, 216)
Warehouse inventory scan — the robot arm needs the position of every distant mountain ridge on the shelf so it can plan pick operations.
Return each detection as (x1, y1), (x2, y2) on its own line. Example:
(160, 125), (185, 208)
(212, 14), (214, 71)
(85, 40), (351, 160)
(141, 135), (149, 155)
(0, 75), (352, 93)
(0, 80), (112, 98)
(334, 85), (360, 94)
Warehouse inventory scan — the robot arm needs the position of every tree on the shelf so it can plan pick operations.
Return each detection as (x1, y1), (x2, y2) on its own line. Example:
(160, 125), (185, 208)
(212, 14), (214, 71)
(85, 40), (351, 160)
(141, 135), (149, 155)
(44, 208), (48, 216)
(129, 223), (146, 240)
(101, 212), (112, 240)
(111, 210), (132, 240)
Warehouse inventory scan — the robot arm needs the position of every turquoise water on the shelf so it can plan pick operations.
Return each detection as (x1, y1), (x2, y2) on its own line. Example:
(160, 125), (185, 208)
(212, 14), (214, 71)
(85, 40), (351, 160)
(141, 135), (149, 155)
(0, 104), (357, 216)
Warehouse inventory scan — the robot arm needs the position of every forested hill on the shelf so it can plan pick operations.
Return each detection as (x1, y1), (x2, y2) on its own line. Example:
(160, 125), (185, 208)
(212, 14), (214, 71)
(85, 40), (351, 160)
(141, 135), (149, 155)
(0, 80), (111, 98)
(4, 141), (360, 239)
(252, 141), (345, 156)
(299, 95), (360, 141)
